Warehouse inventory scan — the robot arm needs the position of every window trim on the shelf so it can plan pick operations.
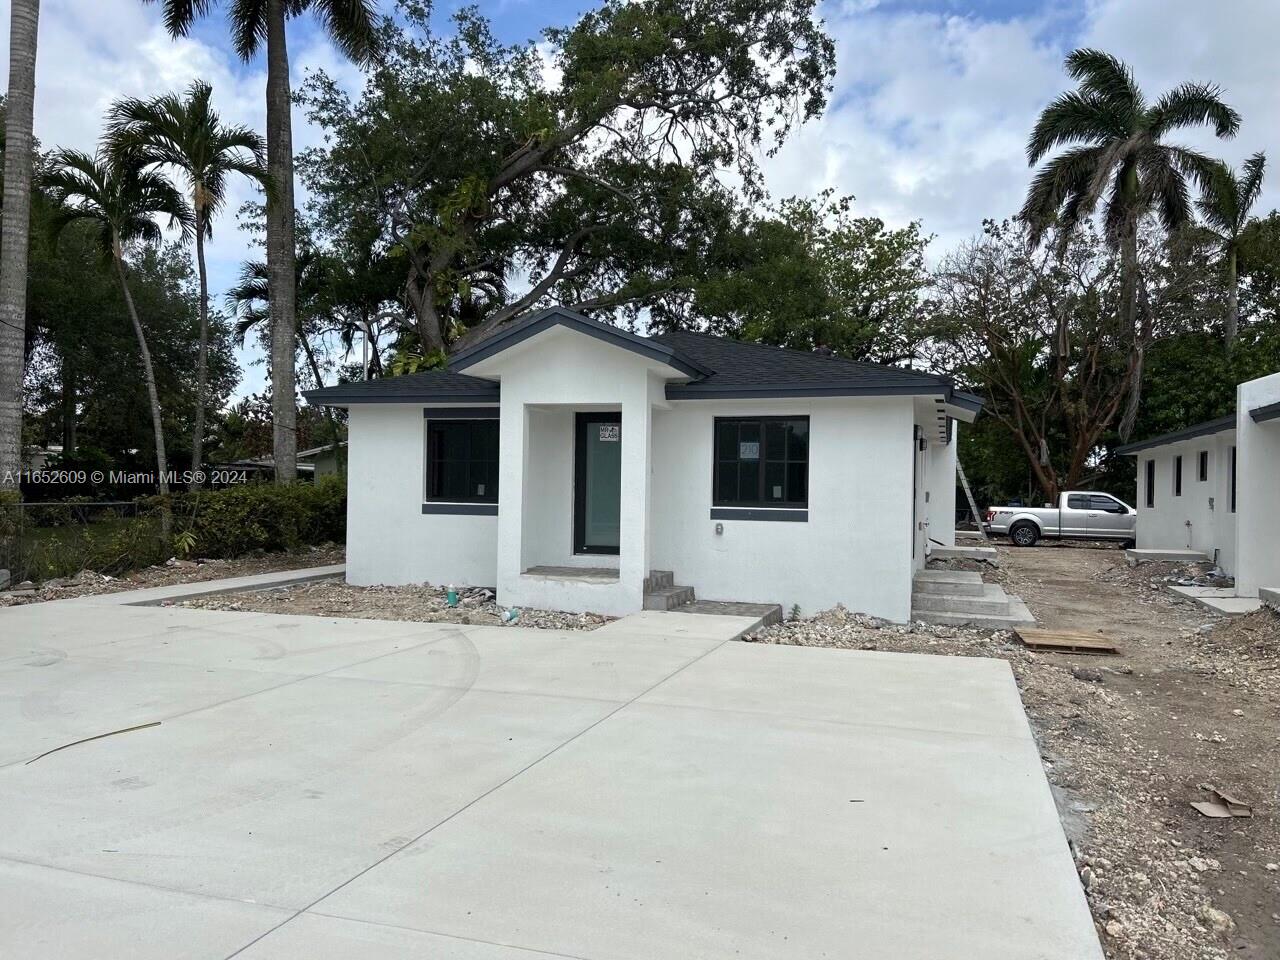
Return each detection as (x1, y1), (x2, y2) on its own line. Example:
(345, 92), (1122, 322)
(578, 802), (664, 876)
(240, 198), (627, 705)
(1197, 450), (1209, 482)
(711, 415), (810, 510)
(424, 414), (500, 508)
(1144, 459), (1155, 509)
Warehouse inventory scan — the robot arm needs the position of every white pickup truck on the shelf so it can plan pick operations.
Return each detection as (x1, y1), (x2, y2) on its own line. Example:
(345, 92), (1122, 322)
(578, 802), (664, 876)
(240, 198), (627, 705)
(983, 491), (1137, 548)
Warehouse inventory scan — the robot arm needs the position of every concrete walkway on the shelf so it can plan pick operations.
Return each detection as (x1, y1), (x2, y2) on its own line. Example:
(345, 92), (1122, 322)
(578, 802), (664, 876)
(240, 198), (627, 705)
(0, 576), (1101, 959)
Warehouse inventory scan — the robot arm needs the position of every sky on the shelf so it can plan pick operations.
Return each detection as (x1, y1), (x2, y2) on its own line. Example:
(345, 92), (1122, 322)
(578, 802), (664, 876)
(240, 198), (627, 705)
(4, 0), (1280, 399)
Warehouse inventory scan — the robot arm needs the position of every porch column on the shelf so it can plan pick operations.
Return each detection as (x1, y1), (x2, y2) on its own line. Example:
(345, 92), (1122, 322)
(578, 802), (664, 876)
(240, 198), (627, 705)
(618, 397), (652, 608)
(495, 400), (528, 601)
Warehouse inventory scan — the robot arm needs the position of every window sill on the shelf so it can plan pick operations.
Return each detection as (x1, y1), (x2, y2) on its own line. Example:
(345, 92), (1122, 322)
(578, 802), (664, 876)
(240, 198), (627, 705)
(422, 502), (498, 516)
(710, 507), (807, 522)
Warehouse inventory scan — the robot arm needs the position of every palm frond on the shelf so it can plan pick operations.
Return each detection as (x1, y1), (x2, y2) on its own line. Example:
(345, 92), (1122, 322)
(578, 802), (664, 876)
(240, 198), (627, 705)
(1064, 49), (1143, 111)
(1026, 90), (1125, 164)
(1019, 146), (1104, 245)
(143, 0), (212, 39)
(230, 0), (268, 60)
(1137, 148), (1193, 233)
(1238, 151), (1266, 218)
(313, 0), (380, 65)
(1148, 82), (1240, 139)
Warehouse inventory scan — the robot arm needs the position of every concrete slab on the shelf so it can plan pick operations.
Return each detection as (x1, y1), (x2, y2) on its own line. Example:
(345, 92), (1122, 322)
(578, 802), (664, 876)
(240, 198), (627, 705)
(1261, 586), (1280, 610)
(1125, 548), (1207, 564)
(316, 646), (1097, 960)
(930, 544), (998, 562)
(0, 578), (1101, 959)
(1166, 585), (1262, 616)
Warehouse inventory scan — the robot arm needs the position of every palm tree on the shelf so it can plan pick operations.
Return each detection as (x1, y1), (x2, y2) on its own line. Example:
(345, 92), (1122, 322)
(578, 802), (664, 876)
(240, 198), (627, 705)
(0, 0), (41, 490)
(43, 149), (192, 499)
(1021, 48), (1240, 438)
(1197, 153), (1265, 347)
(143, 0), (378, 483)
(106, 81), (268, 489)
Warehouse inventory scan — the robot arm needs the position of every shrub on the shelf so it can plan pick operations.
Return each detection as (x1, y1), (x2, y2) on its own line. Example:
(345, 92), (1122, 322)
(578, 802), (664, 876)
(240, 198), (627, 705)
(175, 475), (347, 559)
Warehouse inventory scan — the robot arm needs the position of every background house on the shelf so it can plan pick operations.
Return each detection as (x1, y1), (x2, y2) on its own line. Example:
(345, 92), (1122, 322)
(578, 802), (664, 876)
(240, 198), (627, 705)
(1118, 370), (1280, 597)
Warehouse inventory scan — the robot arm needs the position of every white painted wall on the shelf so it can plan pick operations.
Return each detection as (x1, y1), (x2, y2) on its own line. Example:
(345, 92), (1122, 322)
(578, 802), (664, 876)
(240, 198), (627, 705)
(1134, 430), (1237, 572)
(924, 424), (959, 550)
(650, 396), (917, 622)
(481, 327), (669, 615)
(344, 404), (498, 587)
(1235, 372), (1280, 596)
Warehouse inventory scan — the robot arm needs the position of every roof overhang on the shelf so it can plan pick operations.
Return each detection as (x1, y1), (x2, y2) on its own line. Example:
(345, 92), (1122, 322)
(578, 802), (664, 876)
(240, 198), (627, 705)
(449, 307), (710, 380)
(1250, 400), (1280, 424)
(666, 381), (984, 422)
(302, 383), (500, 407)
(1114, 414), (1236, 455)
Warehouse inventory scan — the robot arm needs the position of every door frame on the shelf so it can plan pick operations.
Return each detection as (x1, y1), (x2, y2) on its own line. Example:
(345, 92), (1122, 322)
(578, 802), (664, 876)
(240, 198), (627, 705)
(573, 411), (622, 555)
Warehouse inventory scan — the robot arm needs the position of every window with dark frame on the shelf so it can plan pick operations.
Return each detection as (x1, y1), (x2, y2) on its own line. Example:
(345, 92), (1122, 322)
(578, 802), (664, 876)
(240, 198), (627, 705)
(425, 419), (499, 503)
(1198, 450), (1208, 482)
(1173, 455), (1182, 497)
(1145, 459), (1155, 508)
(713, 417), (809, 508)
(1230, 446), (1237, 513)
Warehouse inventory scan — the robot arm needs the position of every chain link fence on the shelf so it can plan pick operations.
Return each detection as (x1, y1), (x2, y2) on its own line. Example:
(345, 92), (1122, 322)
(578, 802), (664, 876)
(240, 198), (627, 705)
(0, 500), (171, 586)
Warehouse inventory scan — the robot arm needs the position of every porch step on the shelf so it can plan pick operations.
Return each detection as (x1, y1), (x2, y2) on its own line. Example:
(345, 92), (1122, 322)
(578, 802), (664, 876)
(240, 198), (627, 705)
(911, 583), (1013, 616)
(644, 584), (696, 610)
(674, 599), (784, 628)
(644, 570), (674, 593)
(913, 569), (985, 597)
(929, 544), (998, 562)
(910, 594), (1036, 630)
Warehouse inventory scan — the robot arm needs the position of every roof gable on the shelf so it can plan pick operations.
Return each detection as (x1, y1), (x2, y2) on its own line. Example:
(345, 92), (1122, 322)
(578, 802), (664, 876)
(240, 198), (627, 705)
(448, 307), (710, 379)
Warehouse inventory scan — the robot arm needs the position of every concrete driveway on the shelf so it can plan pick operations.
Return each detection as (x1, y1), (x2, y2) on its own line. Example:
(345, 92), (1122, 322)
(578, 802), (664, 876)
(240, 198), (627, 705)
(0, 585), (1100, 959)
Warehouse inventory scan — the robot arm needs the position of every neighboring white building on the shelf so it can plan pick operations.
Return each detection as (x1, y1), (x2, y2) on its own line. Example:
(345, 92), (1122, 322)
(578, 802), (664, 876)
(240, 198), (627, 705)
(1117, 370), (1280, 597)
(306, 308), (982, 621)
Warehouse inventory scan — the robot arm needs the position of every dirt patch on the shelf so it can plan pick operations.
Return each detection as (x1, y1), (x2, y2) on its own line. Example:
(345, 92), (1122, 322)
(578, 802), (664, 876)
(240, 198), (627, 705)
(180, 579), (612, 631)
(750, 545), (1280, 960)
(0, 546), (346, 607)
(1098, 558), (1234, 592)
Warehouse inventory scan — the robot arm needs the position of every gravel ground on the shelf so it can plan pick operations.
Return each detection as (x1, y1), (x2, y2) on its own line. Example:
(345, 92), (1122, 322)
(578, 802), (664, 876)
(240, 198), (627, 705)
(0, 546), (346, 607)
(749, 544), (1280, 960)
(180, 579), (612, 631)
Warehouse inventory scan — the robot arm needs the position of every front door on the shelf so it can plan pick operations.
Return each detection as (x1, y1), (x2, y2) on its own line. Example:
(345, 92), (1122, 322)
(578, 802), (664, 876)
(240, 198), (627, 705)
(574, 413), (622, 555)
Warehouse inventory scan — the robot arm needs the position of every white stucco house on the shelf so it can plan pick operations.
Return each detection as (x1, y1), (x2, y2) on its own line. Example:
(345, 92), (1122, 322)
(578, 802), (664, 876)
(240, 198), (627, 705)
(306, 308), (983, 621)
(1116, 369), (1280, 599)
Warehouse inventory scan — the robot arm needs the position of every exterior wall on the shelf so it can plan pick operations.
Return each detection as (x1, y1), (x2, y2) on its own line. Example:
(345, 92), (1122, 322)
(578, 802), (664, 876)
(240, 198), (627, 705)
(650, 396), (917, 622)
(1235, 372), (1280, 595)
(344, 404), (498, 587)
(491, 328), (661, 615)
(1133, 430), (1237, 572)
(923, 423), (959, 550)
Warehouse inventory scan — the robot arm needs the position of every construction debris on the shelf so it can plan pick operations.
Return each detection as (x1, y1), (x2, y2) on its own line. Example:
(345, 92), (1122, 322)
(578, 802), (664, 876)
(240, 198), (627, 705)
(1191, 787), (1254, 819)
(1014, 626), (1120, 655)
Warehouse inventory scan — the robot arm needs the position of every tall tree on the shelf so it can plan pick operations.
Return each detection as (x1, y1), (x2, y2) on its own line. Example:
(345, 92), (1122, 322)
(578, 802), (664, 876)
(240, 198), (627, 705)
(42, 149), (192, 497)
(297, 0), (835, 357)
(0, 0), (40, 490)
(106, 81), (268, 488)
(1197, 153), (1266, 347)
(1020, 48), (1239, 438)
(143, 0), (378, 483)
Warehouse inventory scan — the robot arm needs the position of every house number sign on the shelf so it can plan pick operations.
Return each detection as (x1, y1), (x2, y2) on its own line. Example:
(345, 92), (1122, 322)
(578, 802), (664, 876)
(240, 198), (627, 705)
(598, 424), (620, 442)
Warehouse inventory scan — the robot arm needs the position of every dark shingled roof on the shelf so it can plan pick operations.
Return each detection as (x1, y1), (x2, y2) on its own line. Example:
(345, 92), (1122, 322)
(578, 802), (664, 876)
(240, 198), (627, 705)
(650, 329), (975, 404)
(305, 309), (981, 412)
(1114, 414), (1236, 455)
(304, 369), (499, 405)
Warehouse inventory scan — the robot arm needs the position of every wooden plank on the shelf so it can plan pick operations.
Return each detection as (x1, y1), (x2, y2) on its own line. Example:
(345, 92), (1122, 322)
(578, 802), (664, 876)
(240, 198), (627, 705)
(1014, 627), (1120, 656)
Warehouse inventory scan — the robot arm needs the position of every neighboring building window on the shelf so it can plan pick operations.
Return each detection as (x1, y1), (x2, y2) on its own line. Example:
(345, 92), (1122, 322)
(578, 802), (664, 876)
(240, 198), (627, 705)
(1198, 450), (1208, 482)
(713, 417), (809, 507)
(425, 419), (499, 502)
(1173, 455), (1182, 497)
(1145, 459), (1155, 508)
(1230, 446), (1236, 513)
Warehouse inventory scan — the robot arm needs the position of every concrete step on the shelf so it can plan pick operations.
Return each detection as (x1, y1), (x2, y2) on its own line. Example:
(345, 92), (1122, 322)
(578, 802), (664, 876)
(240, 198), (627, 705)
(643, 585), (695, 611)
(644, 570), (674, 592)
(1261, 586), (1280, 610)
(913, 569), (985, 597)
(673, 599), (784, 629)
(930, 544), (998, 562)
(911, 594), (1035, 630)
(911, 583), (1012, 616)
(1125, 548), (1207, 565)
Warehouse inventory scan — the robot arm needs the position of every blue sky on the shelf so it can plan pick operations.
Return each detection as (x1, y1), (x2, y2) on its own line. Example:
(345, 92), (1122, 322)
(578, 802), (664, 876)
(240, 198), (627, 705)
(5, 0), (1280, 398)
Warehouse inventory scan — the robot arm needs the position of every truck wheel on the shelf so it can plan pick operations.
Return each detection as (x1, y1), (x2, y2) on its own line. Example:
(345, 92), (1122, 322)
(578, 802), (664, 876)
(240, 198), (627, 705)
(1010, 523), (1039, 547)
